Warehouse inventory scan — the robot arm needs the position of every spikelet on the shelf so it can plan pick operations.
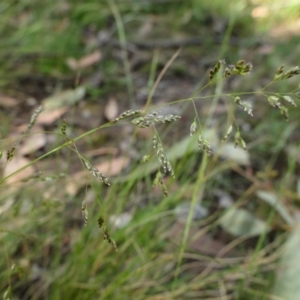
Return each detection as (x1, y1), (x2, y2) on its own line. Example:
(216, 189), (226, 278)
(234, 131), (247, 150)
(113, 109), (143, 122)
(97, 217), (117, 251)
(189, 117), (197, 136)
(198, 135), (212, 156)
(6, 144), (16, 162)
(82, 199), (88, 226)
(131, 111), (181, 128)
(153, 171), (168, 197)
(153, 134), (175, 177)
(209, 60), (225, 81)
(83, 159), (110, 185)
(234, 97), (253, 116)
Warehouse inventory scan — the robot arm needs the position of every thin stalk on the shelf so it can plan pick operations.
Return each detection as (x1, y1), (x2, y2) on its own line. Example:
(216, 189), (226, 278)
(172, 152), (208, 290)
(108, 0), (135, 107)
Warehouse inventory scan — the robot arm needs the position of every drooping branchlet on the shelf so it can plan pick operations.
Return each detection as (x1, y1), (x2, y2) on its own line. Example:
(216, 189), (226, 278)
(189, 117), (197, 136)
(267, 95), (294, 121)
(153, 134), (175, 177)
(97, 217), (117, 251)
(198, 135), (212, 156)
(222, 124), (233, 142)
(268, 96), (281, 109)
(82, 199), (88, 226)
(83, 159), (110, 185)
(280, 106), (289, 121)
(234, 131), (247, 150)
(234, 97), (253, 116)
(153, 171), (168, 197)
(26, 105), (44, 133)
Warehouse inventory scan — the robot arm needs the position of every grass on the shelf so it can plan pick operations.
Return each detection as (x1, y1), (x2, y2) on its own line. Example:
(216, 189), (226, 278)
(1, 0), (300, 299)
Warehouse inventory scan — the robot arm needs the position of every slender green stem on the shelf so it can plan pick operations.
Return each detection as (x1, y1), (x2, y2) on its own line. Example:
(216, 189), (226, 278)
(144, 48), (182, 111)
(172, 152), (208, 290)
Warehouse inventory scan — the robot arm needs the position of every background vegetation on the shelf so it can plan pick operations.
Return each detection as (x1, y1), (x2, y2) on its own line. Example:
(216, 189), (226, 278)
(1, 0), (300, 299)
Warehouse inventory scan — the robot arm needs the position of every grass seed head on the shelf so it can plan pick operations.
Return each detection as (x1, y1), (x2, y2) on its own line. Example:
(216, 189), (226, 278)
(27, 105), (44, 132)
(234, 131), (247, 150)
(132, 111), (181, 128)
(61, 119), (67, 136)
(6, 144), (16, 162)
(113, 109), (143, 122)
(189, 117), (197, 136)
(83, 160), (110, 186)
(198, 135), (212, 156)
(82, 200), (88, 226)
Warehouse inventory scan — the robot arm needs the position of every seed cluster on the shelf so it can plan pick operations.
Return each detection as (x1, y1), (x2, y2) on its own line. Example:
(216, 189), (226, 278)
(153, 134), (174, 177)
(234, 131), (247, 150)
(267, 95), (297, 121)
(27, 106), (44, 132)
(189, 117), (197, 136)
(83, 160), (110, 185)
(82, 199), (88, 226)
(209, 60), (225, 81)
(6, 144), (16, 162)
(132, 111), (181, 128)
(61, 119), (67, 137)
(274, 65), (300, 81)
(113, 109), (143, 122)
(222, 124), (233, 142)
(198, 135), (212, 156)
(98, 217), (117, 251)
(224, 60), (253, 78)
(234, 97), (253, 116)
(153, 171), (168, 197)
